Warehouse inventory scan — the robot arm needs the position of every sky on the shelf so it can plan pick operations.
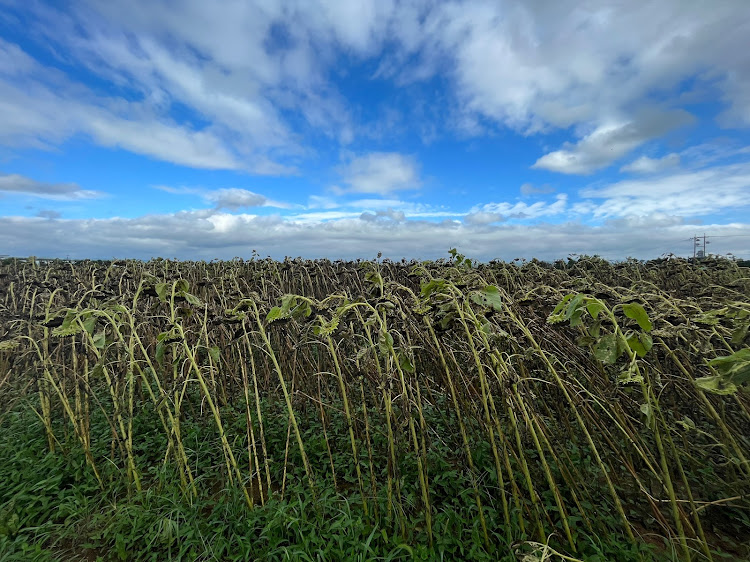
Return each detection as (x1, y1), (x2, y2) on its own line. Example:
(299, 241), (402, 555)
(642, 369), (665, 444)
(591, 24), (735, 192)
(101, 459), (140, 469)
(1, 0), (749, 262)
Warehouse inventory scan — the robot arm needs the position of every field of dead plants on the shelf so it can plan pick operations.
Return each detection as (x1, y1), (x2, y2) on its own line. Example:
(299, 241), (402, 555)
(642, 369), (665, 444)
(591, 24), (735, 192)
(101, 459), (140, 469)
(0, 253), (748, 561)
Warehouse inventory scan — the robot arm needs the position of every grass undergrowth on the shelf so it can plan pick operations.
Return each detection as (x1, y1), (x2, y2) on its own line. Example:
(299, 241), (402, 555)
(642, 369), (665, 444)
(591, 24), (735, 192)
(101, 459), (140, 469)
(1, 398), (664, 561)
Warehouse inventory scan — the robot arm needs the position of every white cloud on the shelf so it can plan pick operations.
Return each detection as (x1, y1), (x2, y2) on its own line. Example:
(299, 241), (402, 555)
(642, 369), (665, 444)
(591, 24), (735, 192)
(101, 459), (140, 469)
(469, 194), (568, 220)
(348, 198), (416, 210)
(205, 188), (268, 210)
(532, 111), (693, 174)
(153, 185), (203, 196)
(360, 208), (406, 222)
(464, 211), (504, 225)
(520, 183), (555, 196)
(2, 210), (748, 261)
(579, 162), (750, 218)
(0, 173), (103, 200)
(36, 210), (62, 219)
(86, 115), (245, 171)
(0, 53), (250, 170)
(620, 153), (680, 174)
(307, 195), (340, 209)
(420, 1), (750, 134)
(155, 185), (290, 209)
(2, 1), (750, 175)
(336, 152), (421, 195)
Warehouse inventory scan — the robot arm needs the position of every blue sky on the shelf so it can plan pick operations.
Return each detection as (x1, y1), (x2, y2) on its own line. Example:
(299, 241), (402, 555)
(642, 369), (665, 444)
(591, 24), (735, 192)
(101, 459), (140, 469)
(1, 0), (749, 261)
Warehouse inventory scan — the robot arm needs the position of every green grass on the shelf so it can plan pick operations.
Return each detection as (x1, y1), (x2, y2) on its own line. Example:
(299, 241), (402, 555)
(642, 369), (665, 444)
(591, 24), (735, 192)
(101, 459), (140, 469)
(0, 398), (665, 561)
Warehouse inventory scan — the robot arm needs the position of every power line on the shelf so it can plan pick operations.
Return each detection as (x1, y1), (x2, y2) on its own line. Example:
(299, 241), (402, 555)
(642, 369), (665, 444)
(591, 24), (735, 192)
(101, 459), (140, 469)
(693, 233), (709, 260)
(685, 233), (750, 261)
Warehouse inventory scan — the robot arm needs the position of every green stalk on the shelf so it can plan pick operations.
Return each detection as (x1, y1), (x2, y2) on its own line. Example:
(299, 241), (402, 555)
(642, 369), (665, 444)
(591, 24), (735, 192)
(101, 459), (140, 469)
(426, 319), (490, 547)
(325, 334), (368, 516)
(176, 322), (251, 506)
(505, 303), (637, 544)
(250, 301), (316, 499)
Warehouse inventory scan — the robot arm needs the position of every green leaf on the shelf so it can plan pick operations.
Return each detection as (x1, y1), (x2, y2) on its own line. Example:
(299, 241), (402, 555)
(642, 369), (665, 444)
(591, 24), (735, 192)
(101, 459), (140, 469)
(52, 310), (82, 337)
(470, 285), (503, 312)
(116, 533), (127, 560)
(183, 292), (202, 306)
(266, 306), (284, 323)
(377, 331), (394, 356)
(622, 303), (652, 332)
(420, 279), (447, 299)
(576, 335), (596, 347)
(569, 307), (585, 327)
(155, 282), (168, 303)
(398, 352), (415, 373)
(708, 348), (750, 386)
(280, 294), (297, 315)
(291, 301), (313, 319)
(93, 331), (106, 350)
(593, 333), (621, 364)
(693, 308), (727, 326)
(695, 375), (738, 395)
(313, 316), (339, 336)
(156, 341), (166, 366)
(80, 318), (96, 336)
(548, 293), (576, 324)
(438, 312), (455, 331)
(731, 322), (749, 345)
(90, 362), (105, 379)
(640, 403), (655, 431)
(675, 416), (696, 431)
(565, 294), (586, 321)
(365, 270), (383, 288)
(639, 332), (653, 353)
(209, 346), (221, 364)
(626, 331), (648, 357)
(586, 300), (606, 320)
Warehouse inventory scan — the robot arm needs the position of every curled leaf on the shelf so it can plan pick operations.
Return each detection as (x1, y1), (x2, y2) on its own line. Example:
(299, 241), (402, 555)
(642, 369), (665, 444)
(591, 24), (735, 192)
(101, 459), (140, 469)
(695, 375), (738, 395)
(0, 339), (20, 351)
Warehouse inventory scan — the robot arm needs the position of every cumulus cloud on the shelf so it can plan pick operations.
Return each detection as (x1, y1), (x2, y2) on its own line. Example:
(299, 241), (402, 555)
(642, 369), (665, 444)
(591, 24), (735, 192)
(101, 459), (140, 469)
(155, 185), (289, 210)
(464, 211), (504, 225)
(620, 153), (681, 174)
(336, 152), (421, 195)
(205, 188), (268, 210)
(0, 173), (102, 200)
(532, 111), (693, 174)
(0, 37), (286, 173)
(579, 161), (750, 218)
(2, 1), (749, 174)
(1, 210), (748, 261)
(421, 1), (750, 139)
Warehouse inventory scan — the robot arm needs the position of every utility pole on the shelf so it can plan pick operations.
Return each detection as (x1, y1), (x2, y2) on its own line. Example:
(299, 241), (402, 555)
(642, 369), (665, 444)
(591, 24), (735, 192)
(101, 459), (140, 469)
(692, 233), (710, 261)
